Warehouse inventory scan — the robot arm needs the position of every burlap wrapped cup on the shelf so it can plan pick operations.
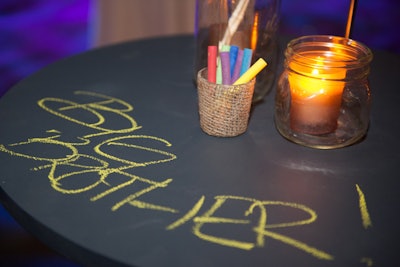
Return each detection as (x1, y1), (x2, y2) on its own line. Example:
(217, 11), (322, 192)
(197, 68), (256, 137)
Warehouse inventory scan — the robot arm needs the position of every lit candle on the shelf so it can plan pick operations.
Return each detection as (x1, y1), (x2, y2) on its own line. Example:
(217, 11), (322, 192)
(288, 54), (347, 135)
(275, 35), (373, 149)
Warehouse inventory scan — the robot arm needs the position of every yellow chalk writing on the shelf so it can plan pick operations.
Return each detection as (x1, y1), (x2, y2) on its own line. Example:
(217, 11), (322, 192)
(166, 196), (205, 230)
(361, 257), (374, 266)
(259, 229), (333, 260)
(167, 195), (333, 260)
(1, 91), (373, 263)
(94, 135), (176, 167)
(111, 178), (174, 211)
(127, 200), (178, 213)
(0, 134), (79, 162)
(356, 184), (372, 229)
(1, 91), (177, 208)
(37, 91), (141, 138)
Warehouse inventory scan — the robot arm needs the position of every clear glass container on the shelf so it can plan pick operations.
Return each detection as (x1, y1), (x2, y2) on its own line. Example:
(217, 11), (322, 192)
(274, 35), (373, 149)
(194, 0), (280, 102)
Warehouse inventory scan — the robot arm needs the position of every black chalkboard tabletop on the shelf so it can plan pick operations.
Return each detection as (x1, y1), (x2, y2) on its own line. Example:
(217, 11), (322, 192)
(1, 35), (399, 267)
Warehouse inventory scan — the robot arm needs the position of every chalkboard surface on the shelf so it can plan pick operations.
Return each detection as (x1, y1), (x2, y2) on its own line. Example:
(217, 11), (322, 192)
(0, 35), (399, 267)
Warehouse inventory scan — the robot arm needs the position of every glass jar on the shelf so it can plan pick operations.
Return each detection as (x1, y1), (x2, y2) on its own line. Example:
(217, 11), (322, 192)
(274, 35), (373, 149)
(194, 0), (280, 102)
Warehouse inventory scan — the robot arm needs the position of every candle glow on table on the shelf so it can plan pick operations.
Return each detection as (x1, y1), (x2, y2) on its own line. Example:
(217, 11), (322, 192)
(288, 54), (347, 135)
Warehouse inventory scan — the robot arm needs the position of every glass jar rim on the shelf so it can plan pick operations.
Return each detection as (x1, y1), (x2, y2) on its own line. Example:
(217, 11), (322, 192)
(285, 35), (373, 68)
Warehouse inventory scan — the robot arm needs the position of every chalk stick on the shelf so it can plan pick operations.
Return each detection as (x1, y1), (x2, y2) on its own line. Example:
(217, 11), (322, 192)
(240, 48), (253, 76)
(231, 49), (244, 83)
(216, 57), (222, 84)
(229, 45), (239, 77)
(221, 45), (230, 52)
(207, 46), (217, 83)
(234, 58), (267, 85)
(216, 45), (230, 84)
(220, 51), (231, 85)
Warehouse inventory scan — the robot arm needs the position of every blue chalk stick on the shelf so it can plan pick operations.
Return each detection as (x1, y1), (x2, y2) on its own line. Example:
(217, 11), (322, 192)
(229, 45), (239, 77)
(240, 48), (253, 76)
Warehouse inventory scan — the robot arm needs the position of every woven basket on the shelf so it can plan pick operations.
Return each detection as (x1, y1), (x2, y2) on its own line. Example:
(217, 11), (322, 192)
(197, 68), (255, 137)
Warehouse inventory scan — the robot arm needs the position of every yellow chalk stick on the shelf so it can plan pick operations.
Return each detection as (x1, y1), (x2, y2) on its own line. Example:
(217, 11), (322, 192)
(233, 58), (267, 85)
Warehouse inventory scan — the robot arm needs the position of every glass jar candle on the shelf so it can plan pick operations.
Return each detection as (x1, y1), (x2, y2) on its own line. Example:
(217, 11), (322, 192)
(274, 35), (373, 149)
(194, 0), (280, 102)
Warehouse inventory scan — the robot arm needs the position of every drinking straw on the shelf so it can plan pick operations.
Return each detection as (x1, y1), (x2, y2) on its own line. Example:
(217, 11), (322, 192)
(207, 46), (217, 83)
(233, 58), (267, 85)
(345, 0), (357, 39)
(240, 48), (253, 76)
(219, 0), (250, 48)
(232, 49), (244, 83)
(229, 45), (239, 77)
(220, 51), (231, 85)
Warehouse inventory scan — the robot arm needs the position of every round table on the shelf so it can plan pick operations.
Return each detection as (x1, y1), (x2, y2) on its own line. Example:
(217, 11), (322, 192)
(1, 35), (399, 267)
